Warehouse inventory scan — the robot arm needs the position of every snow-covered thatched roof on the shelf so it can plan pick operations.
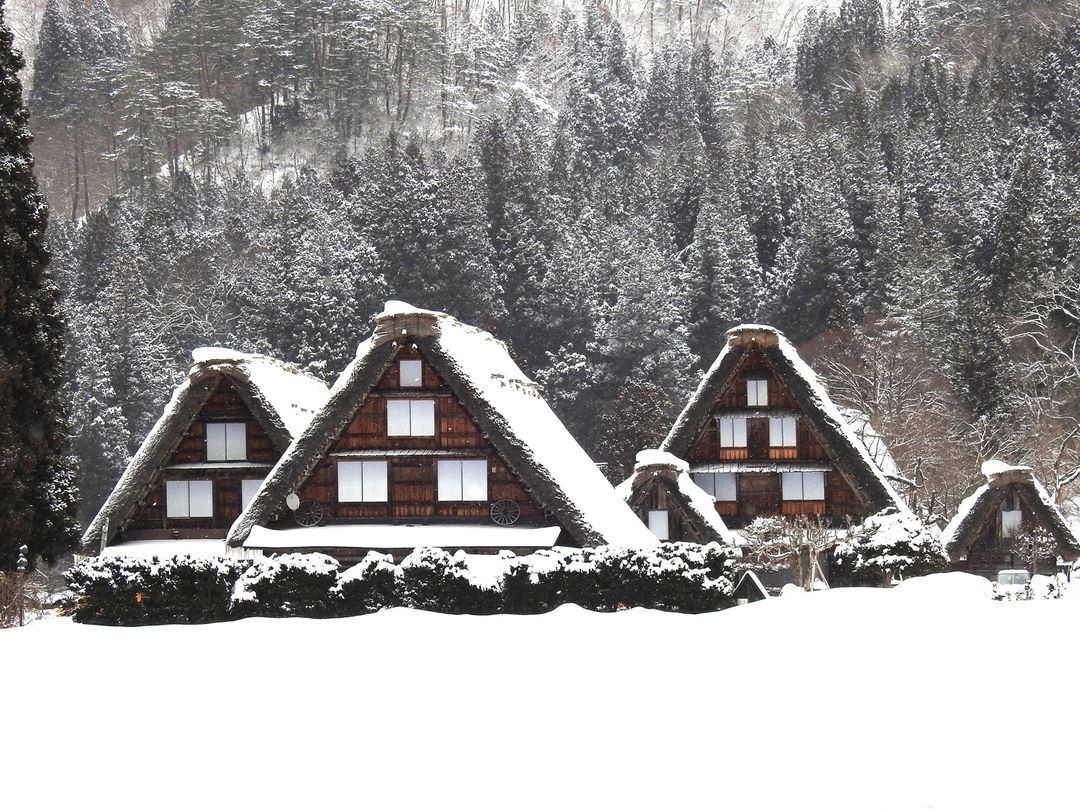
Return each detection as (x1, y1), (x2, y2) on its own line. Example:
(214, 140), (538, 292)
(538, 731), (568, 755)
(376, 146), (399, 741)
(940, 461), (1080, 561)
(661, 324), (909, 516)
(80, 349), (329, 553)
(228, 301), (658, 549)
(617, 450), (738, 547)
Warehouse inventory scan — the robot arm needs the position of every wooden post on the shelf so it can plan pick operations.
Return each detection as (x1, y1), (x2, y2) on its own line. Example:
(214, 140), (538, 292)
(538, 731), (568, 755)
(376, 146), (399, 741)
(16, 545), (28, 628)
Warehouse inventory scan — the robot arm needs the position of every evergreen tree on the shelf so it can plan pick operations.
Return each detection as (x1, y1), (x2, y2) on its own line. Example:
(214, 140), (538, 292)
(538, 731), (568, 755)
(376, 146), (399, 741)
(0, 7), (79, 567)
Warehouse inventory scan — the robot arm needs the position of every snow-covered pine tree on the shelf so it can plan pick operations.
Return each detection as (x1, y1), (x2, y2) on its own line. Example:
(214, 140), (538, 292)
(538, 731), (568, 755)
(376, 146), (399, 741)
(0, 6), (79, 568)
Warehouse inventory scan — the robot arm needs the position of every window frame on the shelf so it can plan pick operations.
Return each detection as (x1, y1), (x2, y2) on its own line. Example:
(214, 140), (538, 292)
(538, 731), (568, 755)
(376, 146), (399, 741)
(165, 479), (214, 519)
(769, 416), (798, 448)
(241, 478), (264, 510)
(437, 459), (489, 502)
(780, 471), (826, 502)
(718, 416), (748, 448)
(746, 378), (769, 407)
(691, 472), (737, 502)
(399, 359), (423, 388)
(337, 460), (389, 503)
(647, 509), (670, 540)
(206, 421), (247, 461)
(386, 399), (436, 437)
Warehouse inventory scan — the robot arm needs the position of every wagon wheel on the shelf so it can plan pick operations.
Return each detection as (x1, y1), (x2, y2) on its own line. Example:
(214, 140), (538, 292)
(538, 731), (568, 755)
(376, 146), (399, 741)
(293, 499), (325, 528)
(490, 499), (521, 526)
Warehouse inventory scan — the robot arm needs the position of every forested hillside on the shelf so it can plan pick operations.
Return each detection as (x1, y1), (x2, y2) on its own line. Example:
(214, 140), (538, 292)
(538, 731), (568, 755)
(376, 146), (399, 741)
(20, 0), (1080, 528)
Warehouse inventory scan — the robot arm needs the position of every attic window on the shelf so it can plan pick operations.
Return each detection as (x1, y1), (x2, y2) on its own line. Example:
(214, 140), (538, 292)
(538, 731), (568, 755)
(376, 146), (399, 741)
(781, 471), (825, 501)
(165, 480), (213, 518)
(400, 359), (423, 388)
(1001, 508), (1023, 539)
(387, 399), (436, 437)
(747, 379), (768, 407)
(718, 417), (747, 448)
(206, 422), (246, 461)
(648, 510), (670, 540)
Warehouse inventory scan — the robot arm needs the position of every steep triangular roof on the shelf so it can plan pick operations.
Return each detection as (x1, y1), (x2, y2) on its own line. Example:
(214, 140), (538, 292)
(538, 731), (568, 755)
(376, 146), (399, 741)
(617, 450), (739, 547)
(941, 461), (1080, 561)
(661, 324), (908, 516)
(229, 302), (658, 549)
(81, 349), (329, 552)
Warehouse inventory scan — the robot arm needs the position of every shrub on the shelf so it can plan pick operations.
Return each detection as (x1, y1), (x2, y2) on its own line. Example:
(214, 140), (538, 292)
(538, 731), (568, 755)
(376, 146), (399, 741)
(399, 548), (500, 614)
(333, 552), (401, 616)
(233, 553), (340, 618)
(64, 541), (740, 625)
(65, 556), (249, 626)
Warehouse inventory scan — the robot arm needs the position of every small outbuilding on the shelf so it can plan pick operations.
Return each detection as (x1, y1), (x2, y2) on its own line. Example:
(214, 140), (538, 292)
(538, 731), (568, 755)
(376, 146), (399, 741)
(617, 450), (738, 547)
(940, 460), (1080, 579)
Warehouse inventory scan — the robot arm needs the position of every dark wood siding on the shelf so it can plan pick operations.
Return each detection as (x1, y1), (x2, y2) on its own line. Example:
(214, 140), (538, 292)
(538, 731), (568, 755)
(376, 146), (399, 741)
(123, 375), (279, 538)
(280, 346), (553, 530)
(683, 344), (874, 523)
(736, 473), (781, 522)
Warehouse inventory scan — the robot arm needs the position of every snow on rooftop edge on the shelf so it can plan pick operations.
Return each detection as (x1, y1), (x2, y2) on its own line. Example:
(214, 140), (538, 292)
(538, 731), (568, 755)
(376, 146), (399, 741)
(191, 345), (331, 439)
(634, 449), (688, 472)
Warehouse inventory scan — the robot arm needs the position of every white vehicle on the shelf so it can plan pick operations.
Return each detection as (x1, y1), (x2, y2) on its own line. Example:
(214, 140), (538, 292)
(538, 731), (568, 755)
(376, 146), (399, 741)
(994, 569), (1031, 601)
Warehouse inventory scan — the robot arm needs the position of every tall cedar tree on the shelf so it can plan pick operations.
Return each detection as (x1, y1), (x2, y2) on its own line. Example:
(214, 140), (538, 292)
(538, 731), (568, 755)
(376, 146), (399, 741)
(0, 7), (79, 569)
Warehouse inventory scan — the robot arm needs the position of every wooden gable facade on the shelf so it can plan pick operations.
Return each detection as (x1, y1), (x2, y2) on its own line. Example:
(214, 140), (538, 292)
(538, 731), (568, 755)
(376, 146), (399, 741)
(81, 348), (329, 554)
(942, 463), (1080, 579)
(269, 344), (552, 531)
(662, 326), (904, 529)
(123, 376), (280, 540)
(230, 302), (660, 554)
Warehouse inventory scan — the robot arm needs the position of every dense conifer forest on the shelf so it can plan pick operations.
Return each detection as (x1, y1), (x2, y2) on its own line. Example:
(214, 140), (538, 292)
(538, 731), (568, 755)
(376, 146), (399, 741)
(15, 0), (1080, 528)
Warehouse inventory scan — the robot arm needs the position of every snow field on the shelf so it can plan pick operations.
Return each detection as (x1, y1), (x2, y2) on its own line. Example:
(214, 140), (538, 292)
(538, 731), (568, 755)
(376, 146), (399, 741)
(4, 579), (1078, 809)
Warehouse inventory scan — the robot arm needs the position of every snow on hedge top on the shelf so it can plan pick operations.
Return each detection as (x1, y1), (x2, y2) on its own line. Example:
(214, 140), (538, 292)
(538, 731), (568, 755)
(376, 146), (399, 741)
(191, 347), (329, 438)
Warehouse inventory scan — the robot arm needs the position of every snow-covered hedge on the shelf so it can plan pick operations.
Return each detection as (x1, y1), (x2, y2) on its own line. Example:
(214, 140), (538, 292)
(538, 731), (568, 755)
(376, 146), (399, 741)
(64, 542), (738, 625)
(65, 555), (249, 625)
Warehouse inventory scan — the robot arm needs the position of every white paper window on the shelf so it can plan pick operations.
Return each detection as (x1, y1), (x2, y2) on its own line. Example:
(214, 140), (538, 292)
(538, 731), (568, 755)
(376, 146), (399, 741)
(715, 472), (737, 502)
(386, 399), (436, 437)
(747, 379), (769, 407)
(718, 417), (747, 448)
(206, 422), (247, 461)
(438, 460), (488, 501)
(781, 471), (825, 501)
(400, 359), (423, 388)
(241, 479), (263, 509)
(338, 461), (389, 502)
(648, 510), (670, 540)
(1001, 509), (1023, 539)
(165, 480), (213, 518)
(769, 416), (797, 447)
(692, 472), (737, 502)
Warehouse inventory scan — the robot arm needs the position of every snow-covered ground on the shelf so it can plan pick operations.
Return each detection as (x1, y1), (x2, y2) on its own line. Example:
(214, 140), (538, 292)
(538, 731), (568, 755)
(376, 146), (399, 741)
(3, 577), (1077, 809)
